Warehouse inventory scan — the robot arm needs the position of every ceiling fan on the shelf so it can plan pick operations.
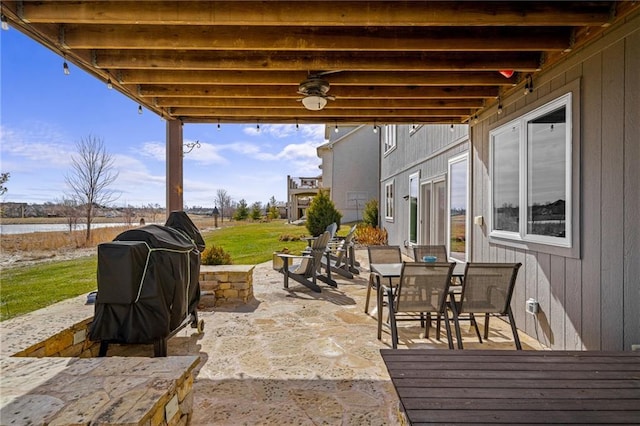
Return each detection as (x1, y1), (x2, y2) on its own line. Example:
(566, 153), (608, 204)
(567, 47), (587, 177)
(297, 75), (335, 111)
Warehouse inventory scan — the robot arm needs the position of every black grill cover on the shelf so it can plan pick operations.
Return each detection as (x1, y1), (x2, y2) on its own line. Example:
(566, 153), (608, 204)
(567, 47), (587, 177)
(89, 222), (202, 344)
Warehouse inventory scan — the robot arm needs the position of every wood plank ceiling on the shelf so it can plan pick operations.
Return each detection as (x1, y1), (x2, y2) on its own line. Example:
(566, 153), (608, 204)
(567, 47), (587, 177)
(2, 1), (635, 124)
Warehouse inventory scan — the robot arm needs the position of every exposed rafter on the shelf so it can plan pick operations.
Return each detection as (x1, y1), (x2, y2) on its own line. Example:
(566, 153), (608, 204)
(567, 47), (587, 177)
(3, 0), (635, 124)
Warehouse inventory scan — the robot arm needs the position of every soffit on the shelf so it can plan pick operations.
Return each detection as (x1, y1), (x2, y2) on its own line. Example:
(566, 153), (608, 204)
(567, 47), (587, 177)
(2, 1), (637, 124)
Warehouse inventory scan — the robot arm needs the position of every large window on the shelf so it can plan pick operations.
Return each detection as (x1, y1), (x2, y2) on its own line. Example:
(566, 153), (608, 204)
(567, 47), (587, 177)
(408, 172), (419, 244)
(490, 94), (572, 247)
(385, 181), (394, 221)
(384, 125), (397, 154)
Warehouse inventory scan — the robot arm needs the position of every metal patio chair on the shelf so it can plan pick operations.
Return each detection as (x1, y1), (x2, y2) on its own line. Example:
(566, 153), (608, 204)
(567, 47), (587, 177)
(386, 261), (456, 349)
(365, 245), (402, 314)
(449, 262), (523, 349)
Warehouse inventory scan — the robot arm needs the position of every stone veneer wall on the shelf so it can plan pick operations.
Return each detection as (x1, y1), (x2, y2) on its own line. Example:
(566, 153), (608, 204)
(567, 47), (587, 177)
(13, 318), (100, 358)
(1, 294), (201, 425)
(199, 264), (255, 307)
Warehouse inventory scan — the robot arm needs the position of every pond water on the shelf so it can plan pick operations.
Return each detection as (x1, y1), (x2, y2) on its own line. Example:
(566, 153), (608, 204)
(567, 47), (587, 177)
(0, 222), (131, 235)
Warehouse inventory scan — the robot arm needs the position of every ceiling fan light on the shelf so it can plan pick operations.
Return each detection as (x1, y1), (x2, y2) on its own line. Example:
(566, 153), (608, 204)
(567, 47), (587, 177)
(301, 95), (327, 111)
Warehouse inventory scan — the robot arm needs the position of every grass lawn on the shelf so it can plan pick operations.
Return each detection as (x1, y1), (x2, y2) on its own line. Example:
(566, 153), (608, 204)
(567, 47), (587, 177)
(0, 219), (342, 320)
(1, 256), (97, 321)
(203, 220), (311, 264)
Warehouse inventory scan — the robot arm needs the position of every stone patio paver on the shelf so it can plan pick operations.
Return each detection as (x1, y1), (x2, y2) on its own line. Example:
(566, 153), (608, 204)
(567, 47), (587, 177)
(0, 249), (545, 425)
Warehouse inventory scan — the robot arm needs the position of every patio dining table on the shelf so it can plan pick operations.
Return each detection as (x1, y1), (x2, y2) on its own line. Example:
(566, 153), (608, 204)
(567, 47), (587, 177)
(380, 349), (640, 425)
(370, 262), (465, 339)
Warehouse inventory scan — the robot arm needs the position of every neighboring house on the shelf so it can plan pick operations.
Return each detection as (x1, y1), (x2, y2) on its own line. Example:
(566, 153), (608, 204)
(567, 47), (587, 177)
(317, 125), (380, 224)
(286, 175), (323, 222)
(382, 12), (639, 351)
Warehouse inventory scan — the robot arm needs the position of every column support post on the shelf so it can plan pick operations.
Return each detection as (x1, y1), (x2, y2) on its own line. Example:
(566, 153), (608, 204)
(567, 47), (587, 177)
(166, 119), (183, 217)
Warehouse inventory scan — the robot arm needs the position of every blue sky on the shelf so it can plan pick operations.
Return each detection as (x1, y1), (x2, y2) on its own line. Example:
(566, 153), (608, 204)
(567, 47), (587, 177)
(0, 29), (327, 208)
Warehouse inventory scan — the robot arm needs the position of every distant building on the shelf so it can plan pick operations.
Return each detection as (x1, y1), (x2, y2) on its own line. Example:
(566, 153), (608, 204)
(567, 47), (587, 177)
(316, 125), (380, 224)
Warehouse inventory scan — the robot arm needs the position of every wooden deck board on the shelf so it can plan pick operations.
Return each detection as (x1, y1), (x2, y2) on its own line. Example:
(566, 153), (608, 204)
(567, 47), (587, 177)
(381, 349), (640, 425)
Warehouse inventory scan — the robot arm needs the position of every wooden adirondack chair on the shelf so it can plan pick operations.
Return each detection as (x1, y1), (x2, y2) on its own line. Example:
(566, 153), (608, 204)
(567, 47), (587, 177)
(277, 231), (336, 292)
(323, 224), (359, 278)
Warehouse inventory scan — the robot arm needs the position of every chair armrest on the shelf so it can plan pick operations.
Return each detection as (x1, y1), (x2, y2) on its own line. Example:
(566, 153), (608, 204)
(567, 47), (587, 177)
(276, 253), (312, 260)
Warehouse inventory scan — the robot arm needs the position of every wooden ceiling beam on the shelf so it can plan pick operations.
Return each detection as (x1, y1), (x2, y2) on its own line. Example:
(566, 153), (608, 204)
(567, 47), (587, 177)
(20, 1), (613, 27)
(153, 97), (485, 109)
(91, 50), (542, 72)
(59, 25), (570, 52)
(184, 117), (464, 125)
(168, 107), (474, 118)
(119, 70), (517, 86)
(137, 84), (498, 99)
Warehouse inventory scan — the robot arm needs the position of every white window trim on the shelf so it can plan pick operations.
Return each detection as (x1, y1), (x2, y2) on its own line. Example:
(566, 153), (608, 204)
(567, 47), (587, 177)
(420, 174), (446, 246)
(384, 180), (394, 221)
(448, 153), (470, 262)
(383, 124), (397, 155)
(408, 171), (420, 245)
(489, 93), (573, 248)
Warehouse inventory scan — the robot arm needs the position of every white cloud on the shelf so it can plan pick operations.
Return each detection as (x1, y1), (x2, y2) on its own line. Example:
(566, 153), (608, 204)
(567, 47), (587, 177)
(0, 124), (73, 167)
(242, 123), (326, 141)
(139, 142), (165, 161)
(184, 141), (229, 165)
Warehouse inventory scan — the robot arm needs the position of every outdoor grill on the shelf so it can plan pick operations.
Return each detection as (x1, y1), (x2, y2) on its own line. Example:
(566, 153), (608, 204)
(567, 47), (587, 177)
(89, 212), (205, 356)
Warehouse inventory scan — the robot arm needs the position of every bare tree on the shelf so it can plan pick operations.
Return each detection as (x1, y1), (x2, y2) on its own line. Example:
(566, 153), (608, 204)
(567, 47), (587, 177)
(147, 203), (162, 223)
(122, 204), (135, 227)
(0, 172), (9, 196)
(58, 197), (80, 233)
(65, 135), (119, 242)
(215, 189), (231, 224)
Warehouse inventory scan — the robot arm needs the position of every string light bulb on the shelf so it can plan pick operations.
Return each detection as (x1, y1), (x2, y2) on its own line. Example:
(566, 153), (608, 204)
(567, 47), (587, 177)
(334, 123), (339, 133)
(63, 60), (70, 75)
(450, 124), (455, 132)
(1, 12), (9, 31)
(373, 121), (378, 133)
(296, 120), (299, 131)
(497, 97), (503, 115)
(473, 114), (479, 125)
(256, 122), (260, 132)
(107, 78), (113, 89)
(217, 119), (221, 131)
(138, 105), (143, 115)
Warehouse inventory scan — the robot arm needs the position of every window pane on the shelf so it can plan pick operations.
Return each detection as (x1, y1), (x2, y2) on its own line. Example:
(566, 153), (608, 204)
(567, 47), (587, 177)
(449, 159), (467, 261)
(409, 175), (418, 243)
(423, 184), (432, 243)
(492, 127), (520, 232)
(385, 182), (394, 219)
(434, 181), (446, 245)
(527, 106), (566, 237)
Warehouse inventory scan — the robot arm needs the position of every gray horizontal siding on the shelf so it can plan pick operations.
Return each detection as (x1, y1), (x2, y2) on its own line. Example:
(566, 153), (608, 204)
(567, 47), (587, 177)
(471, 11), (640, 350)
